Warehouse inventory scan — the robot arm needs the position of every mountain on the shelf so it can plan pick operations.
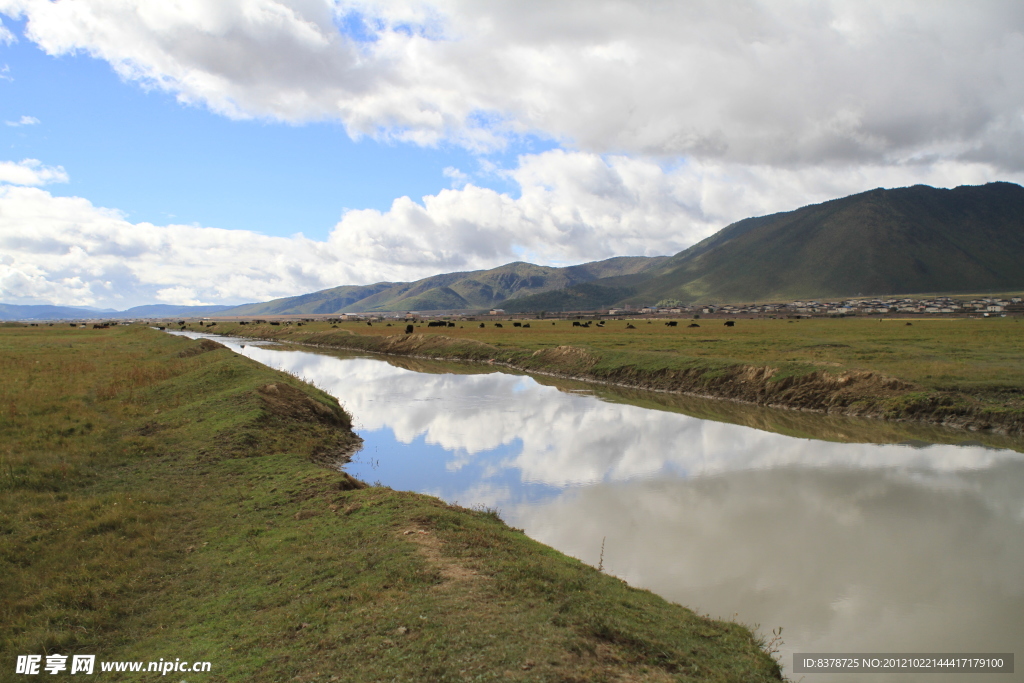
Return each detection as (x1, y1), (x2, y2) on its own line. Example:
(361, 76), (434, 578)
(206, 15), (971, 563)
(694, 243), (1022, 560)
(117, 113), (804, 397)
(0, 304), (114, 321)
(504, 182), (1024, 310)
(0, 303), (243, 321)
(222, 256), (665, 315)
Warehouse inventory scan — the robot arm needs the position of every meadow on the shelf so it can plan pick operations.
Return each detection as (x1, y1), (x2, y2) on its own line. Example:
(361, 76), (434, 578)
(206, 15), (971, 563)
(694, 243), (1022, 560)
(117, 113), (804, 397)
(1, 324), (781, 682)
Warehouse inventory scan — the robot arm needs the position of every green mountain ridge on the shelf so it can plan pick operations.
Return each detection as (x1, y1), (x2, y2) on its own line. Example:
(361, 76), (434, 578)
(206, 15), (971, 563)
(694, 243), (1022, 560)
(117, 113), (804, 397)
(223, 256), (665, 315)
(504, 182), (1024, 311)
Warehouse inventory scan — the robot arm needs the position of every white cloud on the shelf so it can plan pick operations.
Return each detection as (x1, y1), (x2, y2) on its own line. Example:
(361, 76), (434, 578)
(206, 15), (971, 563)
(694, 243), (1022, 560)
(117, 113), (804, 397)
(0, 16), (13, 44)
(442, 165), (467, 188)
(1, 152), (1021, 308)
(0, 158), (68, 185)
(3, 0), (1023, 167)
(5, 115), (40, 126)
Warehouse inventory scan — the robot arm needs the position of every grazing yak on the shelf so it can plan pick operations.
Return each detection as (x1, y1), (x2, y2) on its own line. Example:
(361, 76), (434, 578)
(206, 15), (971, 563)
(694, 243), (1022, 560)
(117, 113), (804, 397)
(405, 324), (414, 334)
(513, 322), (522, 327)
(572, 321), (581, 327)
(522, 323), (530, 328)
(724, 321), (735, 327)
(665, 321), (678, 327)
(479, 323), (485, 328)
(626, 323), (636, 329)
(688, 323), (700, 328)
(494, 323), (503, 328)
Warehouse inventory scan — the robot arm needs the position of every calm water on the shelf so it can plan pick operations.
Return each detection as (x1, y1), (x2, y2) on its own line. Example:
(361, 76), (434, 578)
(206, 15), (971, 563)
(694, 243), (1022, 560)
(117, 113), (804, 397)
(177, 332), (1024, 681)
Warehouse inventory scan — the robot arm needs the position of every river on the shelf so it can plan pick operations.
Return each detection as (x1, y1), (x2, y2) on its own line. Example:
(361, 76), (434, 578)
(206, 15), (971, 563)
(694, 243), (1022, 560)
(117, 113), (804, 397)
(174, 332), (1024, 681)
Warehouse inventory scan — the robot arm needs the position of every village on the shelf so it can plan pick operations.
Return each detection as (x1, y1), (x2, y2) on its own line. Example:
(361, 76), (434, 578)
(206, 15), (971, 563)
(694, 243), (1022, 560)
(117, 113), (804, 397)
(297, 294), (1024, 324)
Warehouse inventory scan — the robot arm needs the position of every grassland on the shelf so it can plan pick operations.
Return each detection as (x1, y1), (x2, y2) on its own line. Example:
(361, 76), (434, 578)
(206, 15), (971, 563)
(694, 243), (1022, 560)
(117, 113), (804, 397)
(1, 324), (781, 682)
(207, 316), (1024, 438)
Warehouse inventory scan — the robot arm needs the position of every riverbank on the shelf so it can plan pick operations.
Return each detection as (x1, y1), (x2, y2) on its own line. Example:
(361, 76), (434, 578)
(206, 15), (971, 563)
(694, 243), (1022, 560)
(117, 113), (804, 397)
(1, 325), (782, 682)
(208, 318), (1024, 437)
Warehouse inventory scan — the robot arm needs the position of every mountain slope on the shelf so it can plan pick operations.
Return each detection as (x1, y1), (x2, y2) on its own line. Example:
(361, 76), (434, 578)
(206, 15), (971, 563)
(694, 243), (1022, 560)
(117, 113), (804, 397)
(223, 256), (665, 315)
(507, 182), (1024, 310)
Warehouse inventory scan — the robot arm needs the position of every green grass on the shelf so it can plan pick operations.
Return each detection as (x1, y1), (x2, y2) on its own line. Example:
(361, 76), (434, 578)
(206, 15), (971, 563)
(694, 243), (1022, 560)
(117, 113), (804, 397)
(1, 325), (781, 682)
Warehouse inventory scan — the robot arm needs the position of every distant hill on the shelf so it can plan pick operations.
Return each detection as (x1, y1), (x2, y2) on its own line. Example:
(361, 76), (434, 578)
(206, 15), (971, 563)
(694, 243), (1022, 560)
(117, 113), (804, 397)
(222, 256), (665, 315)
(505, 182), (1024, 310)
(0, 303), (242, 321)
(0, 304), (113, 321)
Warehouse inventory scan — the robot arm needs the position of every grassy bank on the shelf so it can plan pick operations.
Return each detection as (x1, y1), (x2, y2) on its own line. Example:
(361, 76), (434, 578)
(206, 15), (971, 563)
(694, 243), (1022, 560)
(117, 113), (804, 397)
(203, 317), (1024, 437)
(1, 325), (781, 682)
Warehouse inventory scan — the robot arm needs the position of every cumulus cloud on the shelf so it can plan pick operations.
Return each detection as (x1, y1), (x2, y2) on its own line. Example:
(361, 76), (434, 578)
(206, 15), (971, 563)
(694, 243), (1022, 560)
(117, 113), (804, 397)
(5, 115), (40, 126)
(2, 151), (1021, 308)
(0, 184), (350, 307)
(0, 158), (68, 185)
(2, 0), (1023, 166)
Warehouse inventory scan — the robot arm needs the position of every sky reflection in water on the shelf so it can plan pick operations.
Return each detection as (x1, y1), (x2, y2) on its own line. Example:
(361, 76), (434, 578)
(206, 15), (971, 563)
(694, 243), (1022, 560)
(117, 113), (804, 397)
(203, 335), (1024, 682)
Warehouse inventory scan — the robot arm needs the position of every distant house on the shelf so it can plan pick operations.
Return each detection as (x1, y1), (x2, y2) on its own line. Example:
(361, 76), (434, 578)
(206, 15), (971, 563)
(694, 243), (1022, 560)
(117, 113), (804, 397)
(489, 309), (505, 315)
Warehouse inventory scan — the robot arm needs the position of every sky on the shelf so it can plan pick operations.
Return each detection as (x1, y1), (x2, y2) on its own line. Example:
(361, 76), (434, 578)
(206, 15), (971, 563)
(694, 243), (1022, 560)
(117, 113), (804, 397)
(1, 1), (1023, 309)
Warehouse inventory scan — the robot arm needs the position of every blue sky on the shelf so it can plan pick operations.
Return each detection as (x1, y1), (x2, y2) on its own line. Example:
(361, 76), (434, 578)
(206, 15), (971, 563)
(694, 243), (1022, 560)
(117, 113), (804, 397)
(1, 1), (1022, 308)
(0, 18), (538, 241)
